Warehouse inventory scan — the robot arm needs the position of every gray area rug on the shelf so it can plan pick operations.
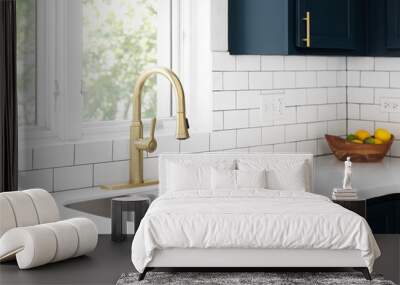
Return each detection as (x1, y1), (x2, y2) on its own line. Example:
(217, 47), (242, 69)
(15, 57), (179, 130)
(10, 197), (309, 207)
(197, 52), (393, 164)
(116, 272), (396, 285)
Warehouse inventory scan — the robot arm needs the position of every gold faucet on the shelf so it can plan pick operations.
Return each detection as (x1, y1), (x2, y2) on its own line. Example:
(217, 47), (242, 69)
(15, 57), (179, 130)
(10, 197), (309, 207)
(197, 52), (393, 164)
(101, 67), (189, 190)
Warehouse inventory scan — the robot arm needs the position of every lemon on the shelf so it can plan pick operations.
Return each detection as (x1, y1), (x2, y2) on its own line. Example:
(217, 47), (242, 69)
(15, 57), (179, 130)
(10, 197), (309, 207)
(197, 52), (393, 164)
(374, 138), (384, 144)
(355, 129), (370, 141)
(375, 128), (392, 142)
(351, 139), (364, 144)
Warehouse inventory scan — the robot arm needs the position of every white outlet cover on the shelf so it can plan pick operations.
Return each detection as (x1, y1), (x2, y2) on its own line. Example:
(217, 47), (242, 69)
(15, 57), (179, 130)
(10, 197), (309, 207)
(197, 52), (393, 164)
(380, 97), (400, 113)
(260, 94), (286, 124)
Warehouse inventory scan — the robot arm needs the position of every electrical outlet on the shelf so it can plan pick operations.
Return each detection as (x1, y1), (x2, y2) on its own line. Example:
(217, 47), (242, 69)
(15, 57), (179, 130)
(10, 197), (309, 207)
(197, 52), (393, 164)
(380, 97), (400, 113)
(260, 93), (286, 124)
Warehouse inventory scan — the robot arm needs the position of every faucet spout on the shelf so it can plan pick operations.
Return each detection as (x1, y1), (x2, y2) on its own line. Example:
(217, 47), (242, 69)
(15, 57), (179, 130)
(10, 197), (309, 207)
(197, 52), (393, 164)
(130, 67), (189, 185)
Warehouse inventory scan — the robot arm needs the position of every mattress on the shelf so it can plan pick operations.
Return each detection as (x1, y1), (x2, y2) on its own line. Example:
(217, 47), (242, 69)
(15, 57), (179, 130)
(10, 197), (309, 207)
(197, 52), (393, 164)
(131, 190), (380, 273)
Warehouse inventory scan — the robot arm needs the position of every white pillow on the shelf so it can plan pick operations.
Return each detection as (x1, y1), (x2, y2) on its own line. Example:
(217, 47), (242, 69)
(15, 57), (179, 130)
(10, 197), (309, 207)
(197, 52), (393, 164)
(238, 159), (309, 191)
(211, 168), (236, 190)
(166, 159), (235, 192)
(211, 168), (267, 190)
(236, 169), (266, 188)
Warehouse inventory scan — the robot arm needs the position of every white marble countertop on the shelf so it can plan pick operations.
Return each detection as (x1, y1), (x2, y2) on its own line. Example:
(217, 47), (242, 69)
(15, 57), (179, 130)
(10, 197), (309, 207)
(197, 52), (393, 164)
(314, 155), (400, 200)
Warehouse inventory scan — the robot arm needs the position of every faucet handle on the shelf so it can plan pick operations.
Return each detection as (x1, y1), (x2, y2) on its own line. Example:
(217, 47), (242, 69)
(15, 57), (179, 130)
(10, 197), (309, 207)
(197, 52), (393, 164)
(145, 118), (157, 153)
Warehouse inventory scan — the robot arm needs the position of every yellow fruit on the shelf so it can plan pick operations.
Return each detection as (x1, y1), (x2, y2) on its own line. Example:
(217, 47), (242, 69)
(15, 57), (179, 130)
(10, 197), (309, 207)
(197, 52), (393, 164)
(355, 129), (370, 141)
(374, 138), (383, 144)
(351, 139), (364, 144)
(374, 128), (391, 142)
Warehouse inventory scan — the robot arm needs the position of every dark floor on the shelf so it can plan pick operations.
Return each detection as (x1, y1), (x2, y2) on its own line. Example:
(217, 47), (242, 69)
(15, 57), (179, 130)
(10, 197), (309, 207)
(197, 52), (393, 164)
(0, 235), (134, 285)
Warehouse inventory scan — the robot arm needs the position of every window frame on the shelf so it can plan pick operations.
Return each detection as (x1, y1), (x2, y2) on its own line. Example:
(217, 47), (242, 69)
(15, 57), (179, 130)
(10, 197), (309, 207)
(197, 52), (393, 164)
(20, 0), (183, 146)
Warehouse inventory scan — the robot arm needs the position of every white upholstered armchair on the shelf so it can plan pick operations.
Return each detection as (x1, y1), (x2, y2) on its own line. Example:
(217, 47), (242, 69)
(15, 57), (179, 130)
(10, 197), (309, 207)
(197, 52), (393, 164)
(0, 189), (98, 269)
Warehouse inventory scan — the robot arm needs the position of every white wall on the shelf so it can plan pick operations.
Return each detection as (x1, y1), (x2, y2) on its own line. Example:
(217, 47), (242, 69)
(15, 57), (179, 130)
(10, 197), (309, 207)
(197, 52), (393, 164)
(18, 0), (399, 193)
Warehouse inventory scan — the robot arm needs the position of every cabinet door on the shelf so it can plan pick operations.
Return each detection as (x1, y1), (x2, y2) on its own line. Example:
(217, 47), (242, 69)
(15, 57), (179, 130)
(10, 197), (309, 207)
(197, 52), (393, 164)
(387, 0), (400, 49)
(296, 0), (359, 50)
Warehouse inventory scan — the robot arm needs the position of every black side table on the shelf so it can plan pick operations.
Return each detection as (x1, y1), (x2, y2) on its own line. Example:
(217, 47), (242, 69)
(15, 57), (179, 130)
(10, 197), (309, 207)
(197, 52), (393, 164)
(111, 195), (150, 242)
(333, 199), (366, 218)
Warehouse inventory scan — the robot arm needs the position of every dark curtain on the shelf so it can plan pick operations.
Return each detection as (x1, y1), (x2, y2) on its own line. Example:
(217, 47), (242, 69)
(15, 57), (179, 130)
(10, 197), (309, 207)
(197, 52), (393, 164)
(0, 0), (18, 192)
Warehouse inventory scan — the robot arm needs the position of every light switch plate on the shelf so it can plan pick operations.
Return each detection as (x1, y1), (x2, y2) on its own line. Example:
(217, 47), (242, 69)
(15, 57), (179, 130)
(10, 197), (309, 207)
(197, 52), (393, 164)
(260, 91), (286, 124)
(380, 97), (400, 113)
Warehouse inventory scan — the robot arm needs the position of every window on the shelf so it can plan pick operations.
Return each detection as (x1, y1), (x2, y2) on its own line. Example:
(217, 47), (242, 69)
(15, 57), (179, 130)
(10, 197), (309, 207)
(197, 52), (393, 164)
(16, 0), (37, 126)
(18, 0), (178, 142)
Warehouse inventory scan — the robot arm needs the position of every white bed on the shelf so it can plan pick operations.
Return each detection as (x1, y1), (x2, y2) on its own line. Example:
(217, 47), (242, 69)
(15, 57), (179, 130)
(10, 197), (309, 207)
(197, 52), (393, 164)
(131, 153), (380, 280)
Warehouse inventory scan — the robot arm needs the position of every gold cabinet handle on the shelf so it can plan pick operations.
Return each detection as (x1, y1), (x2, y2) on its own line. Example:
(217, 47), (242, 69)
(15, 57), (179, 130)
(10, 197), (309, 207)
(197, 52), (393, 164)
(302, 11), (311, 48)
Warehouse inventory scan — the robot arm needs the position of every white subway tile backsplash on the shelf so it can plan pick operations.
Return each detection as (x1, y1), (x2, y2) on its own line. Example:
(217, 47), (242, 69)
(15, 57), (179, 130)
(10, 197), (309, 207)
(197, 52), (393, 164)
(307, 88), (327, 105)
(75, 141), (112, 165)
(375, 57), (400, 71)
(274, 142), (296, 153)
(273, 72), (296, 89)
(307, 122), (328, 139)
(213, 112), (224, 130)
(224, 110), (248, 129)
(19, 169), (53, 191)
(143, 157), (158, 180)
(337, 103), (347, 120)
(348, 104), (360, 120)
(285, 124), (307, 142)
(180, 132), (210, 153)
(261, 56), (284, 71)
(318, 105), (337, 121)
(262, 126), (285, 144)
(348, 120), (374, 134)
(285, 89), (307, 106)
(275, 106), (296, 125)
(94, 160), (129, 186)
(347, 71), (360, 87)
(390, 141), (400, 157)
(389, 72), (400, 88)
(306, 56), (327, 70)
(237, 128), (262, 147)
(249, 109), (264, 127)
(347, 87), (374, 104)
(327, 120), (346, 136)
(347, 57), (374, 70)
(297, 140), (317, 155)
(295, 71), (317, 88)
(149, 135), (179, 157)
(54, 165), (93, 191)
(297, 105), (318, 123)
(249, 72), (272, 89)
(327, 87), (346, 103)
(224, 72), (249, 90)
(213, 52), (236, 71)
(284, 56), (306, 70)
(374, 88), (400, 104)
(213, 91), (236, 110)
(249, 145), (273, 153)
(327, 57), (346, 70)
(33, 144), (74, 169)
(113, 139), (130, 161)
(317, 139), (331, 155)
(236, 55), (260, 71)
(317, 71), (337, 87)
(336, 71), (347, 87)
(360, 104), (389, 122)
(361, 71), (389, 88)
(210, 130), (236, 151)
(213, 72), (223, 90)
(236, 90), (260, 109)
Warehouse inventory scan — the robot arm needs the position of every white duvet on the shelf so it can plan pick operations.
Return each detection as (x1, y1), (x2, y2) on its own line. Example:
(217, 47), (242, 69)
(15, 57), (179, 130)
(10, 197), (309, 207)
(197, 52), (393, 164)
(131, 190), (380, 273)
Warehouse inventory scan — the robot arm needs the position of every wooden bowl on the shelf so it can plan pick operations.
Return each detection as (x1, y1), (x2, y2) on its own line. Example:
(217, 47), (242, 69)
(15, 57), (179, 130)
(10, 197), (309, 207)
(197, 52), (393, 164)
(325, 134), (394, 162)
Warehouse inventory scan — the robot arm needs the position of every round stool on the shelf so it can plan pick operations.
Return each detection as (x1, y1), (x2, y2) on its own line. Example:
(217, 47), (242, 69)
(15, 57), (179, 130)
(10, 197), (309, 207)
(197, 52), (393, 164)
(111, 195), (150, 242)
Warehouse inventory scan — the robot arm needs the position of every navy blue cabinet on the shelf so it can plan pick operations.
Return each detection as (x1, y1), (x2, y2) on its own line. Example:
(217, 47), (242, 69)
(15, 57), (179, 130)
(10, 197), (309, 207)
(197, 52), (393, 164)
(296, 0), (365, 52)
(229, 0), (366, 55)
(368, 0), (400, 56)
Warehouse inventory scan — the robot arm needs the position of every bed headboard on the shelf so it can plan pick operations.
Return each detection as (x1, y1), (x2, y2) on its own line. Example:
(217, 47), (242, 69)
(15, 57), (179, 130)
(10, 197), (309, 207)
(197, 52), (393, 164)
(158, 153), (314, 195)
